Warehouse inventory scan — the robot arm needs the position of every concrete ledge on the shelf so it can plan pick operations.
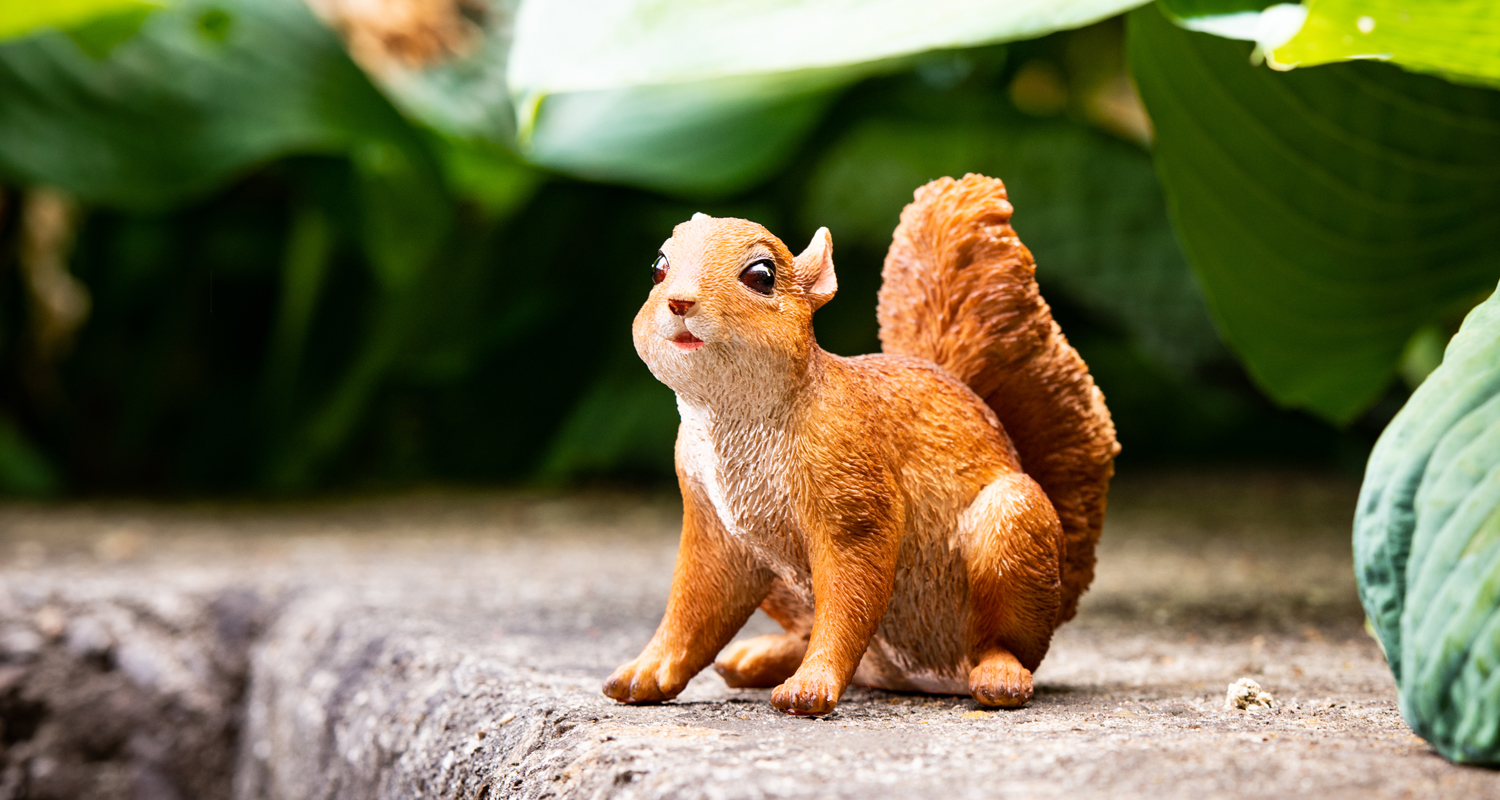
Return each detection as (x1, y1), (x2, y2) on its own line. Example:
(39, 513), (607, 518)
(2, 477), (1498, 799)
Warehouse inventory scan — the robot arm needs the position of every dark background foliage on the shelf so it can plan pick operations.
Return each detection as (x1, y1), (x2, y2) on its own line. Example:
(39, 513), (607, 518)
(0, 7), (1392, 497)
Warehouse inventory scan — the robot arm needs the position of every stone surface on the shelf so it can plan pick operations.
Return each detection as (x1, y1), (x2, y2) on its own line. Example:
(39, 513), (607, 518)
(2, 473), (1499, 799)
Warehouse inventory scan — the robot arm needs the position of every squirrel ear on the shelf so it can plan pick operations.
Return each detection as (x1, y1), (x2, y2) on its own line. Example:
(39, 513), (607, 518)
(795, 227), (837, 311)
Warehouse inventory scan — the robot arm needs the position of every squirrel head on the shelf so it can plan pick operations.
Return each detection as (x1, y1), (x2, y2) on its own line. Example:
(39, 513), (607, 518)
(633, 213), (838, 406)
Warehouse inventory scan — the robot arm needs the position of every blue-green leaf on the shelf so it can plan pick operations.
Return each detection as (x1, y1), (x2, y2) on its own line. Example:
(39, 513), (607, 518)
(1356, 281), (1500, 765)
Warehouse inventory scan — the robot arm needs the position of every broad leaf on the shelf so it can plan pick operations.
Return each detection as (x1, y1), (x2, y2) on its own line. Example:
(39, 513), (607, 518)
(507, 0), (1152, 195)
(523, 71), (848, 196)
(509, 0), (1151, 97)
(1128, 4), (1500, 422)
(1355, 281), (1500, 764)
(805, 108), (1222, 374)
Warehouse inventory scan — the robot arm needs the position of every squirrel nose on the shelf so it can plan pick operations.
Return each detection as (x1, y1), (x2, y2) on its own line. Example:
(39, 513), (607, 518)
(667, 299), (695, 316)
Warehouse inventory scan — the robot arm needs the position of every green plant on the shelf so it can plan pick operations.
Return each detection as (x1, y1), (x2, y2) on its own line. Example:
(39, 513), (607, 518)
(0, 0), (1491, 506)
(1355, 281), (1500, 765)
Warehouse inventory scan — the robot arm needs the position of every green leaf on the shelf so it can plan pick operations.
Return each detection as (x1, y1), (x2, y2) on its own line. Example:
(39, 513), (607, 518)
(1128, 4), (1500, 422)
(1272, 0), (1500, 86)
(351, 139), (452, 290)
(0, 0), (428, 209)
(523, 71), (847, 196)
(1355, 281), (1500, 764)
(804, 108), (1222, 374)
(508, 0), (1152, 194)
(509, 0), (1151, 97)
(1158, 0), (1500, 88)
(436, 136), (543, 220)
(0, 0), (160, 42)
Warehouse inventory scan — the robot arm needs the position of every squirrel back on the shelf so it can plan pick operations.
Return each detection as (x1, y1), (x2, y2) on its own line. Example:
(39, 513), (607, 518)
(877, 174), (1120, 623)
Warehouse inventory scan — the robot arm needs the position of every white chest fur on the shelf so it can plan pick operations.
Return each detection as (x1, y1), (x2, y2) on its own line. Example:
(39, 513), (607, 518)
(676, 398), (808, 588)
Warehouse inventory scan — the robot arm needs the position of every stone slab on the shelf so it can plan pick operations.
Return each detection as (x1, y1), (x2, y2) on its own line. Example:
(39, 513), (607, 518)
(2, 474), (1497, 799)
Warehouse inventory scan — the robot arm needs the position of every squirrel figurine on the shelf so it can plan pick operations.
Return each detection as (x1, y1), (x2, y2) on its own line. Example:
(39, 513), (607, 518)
(605, 174), (1119, 715)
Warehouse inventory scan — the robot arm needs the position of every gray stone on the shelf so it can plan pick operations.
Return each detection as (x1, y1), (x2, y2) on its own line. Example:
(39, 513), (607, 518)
(2, 476), (1499, 799)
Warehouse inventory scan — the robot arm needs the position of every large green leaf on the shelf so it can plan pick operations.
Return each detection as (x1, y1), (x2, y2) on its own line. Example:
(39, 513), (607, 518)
(509, 0), (1149, 96)
(0, 0), (159, 42)
(522, 71), (847, 196)
(805, 108), (1222, 374)
(1355, 281), (1500, 765)
(506, 0), (1151, 195)
(1128, 4), (1500, 422)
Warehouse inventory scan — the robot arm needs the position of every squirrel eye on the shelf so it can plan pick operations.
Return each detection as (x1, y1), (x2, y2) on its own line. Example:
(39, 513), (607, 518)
(651, 253), (669, 285)
(739, 260), (775, 295)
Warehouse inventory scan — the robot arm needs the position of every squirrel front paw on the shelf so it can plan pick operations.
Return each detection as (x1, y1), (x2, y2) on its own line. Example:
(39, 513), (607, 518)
(771, 667), (844, 716)
(603, 653), (691, 704)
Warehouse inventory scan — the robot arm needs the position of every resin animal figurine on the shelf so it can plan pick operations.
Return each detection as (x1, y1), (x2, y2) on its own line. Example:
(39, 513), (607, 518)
(605, 174), (1119, 716)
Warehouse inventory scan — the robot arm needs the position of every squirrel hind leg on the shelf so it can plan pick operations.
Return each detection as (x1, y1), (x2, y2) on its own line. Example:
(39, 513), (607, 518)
(715, 578), (811, 688)
(970, 649), (1034, 708)
(961, 472), (1063, 707)
(715, 633), (807, 688)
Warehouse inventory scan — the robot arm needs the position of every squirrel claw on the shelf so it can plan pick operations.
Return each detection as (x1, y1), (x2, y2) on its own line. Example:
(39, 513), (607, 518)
(771, 671), (842, 716)
(603, 656), (686, 704)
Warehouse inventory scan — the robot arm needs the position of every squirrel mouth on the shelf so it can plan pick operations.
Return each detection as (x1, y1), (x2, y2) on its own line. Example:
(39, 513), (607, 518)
(671, 331), (704, 351)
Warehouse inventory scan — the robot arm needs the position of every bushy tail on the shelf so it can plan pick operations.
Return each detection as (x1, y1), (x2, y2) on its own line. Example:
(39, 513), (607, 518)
(877, 174), (1120, 623)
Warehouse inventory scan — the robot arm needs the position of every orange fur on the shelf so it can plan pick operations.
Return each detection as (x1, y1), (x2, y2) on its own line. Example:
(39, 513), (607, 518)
(605, 176), (1118, 715)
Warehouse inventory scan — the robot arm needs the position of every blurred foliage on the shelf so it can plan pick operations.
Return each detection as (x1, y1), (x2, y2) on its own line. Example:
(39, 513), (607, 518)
(0, 0), (434, 209)
(1131, 4), (1500, 423)
(5, 0), (1490, 496)
(802, 63), (1220, 374)
(506, 0), (1150, 194)
(0, 0), (158, 43)
(305, 0), (521, 145)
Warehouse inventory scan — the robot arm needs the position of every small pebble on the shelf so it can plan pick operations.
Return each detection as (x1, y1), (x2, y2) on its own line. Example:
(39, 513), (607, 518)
(1226, 677), (1275, 711)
